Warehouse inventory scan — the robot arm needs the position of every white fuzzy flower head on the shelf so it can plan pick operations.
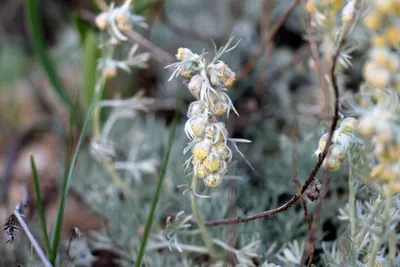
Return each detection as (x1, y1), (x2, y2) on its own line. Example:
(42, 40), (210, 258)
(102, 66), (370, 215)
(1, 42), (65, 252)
(166, 37), (251, 189)
(342, 1), (355, 23)
(315, 117), (362, 171)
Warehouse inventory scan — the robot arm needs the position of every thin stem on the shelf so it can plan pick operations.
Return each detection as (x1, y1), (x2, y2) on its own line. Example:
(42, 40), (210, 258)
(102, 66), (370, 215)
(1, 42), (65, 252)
(367, 190), (392, 267)
(388, 229), (396, 267)
(190, 175), (216, 258)
(348, 156), (357, 265)
(357, 197), (382, 245)
(14, 208), (53, 267)
(135, 96), (181, 267)
(92, 75), (131, 197)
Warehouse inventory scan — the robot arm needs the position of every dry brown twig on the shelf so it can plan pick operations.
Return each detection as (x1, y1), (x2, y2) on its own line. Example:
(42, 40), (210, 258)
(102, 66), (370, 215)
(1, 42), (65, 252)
(292, 123), (314, 266)
(203, 0), (360, 227)
(302, 171), (330, 267)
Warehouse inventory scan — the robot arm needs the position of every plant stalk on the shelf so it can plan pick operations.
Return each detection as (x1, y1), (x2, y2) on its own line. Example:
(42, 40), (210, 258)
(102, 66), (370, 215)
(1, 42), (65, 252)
(190, 175), (216, 258)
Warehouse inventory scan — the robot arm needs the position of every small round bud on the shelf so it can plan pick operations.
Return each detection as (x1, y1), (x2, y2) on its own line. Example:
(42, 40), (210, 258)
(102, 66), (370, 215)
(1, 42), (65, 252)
(188, 116), (207, 138)
(215, 143), (230, 160)
(204, 153), (221, 172)
(116, 8), (130, 24)
(372, 35), (386, 47)
(359, 117), (375, 136)
(176, 48), (194, 61)
(363, 61), (390, 88)
(340, 117), (358, 133)
(192, 139), (212, 160)
(204, 173), (222, 187)
(187, 101), (205, 118)
(342, 1), (355, 23)
(363, 12), (381, 30)
(384, 26), (400, 47)
(390, 181), (400, 194)
(188, 75), (203, 98)
(306, 0), (316, 13)
(370, 164), (385, 178)
(194, 163), (209, 178)
(322, 156), (341, 172)
(331, 144), (347, 161)
(318, 133), (328, 151)
(374, 0), (393, 14)
(103, 63), (117, 79)
(212, 101), (228, 116)
(221, 68), (236, 87)
(95, 13), (109, 30)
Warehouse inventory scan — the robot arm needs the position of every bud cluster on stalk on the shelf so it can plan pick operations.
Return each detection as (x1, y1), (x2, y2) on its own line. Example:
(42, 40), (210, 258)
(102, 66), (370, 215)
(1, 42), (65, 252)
(361, 0), (400, 101)
(359, 99), (400, 193)
(167, 37), (248, 188)
(315, 118), (362, 171)
(94, 0), (150, 80)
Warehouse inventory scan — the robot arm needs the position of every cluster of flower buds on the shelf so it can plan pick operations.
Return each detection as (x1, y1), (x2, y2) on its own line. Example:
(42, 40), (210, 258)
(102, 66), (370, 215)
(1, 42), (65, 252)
(95, 0), (150, 79)
(361, 0), (400, 99)
(306, 0), (347, 27)
(167, 38), (248, 188)
(306, 1), (357, 71)
(315, 118), (361, 171)
(363, 48), (400, 92)
(359, 101), (400, 193)
(95, 0), (147, 42)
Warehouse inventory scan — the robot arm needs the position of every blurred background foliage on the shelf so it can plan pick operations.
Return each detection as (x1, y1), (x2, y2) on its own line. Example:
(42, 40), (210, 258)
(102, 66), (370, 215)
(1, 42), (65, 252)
(0, 0), (370, 266)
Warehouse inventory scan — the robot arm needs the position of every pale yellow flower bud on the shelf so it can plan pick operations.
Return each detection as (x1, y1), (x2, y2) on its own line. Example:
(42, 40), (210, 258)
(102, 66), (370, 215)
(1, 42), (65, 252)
(188, 75), (203, 98)
(176, 48), (194, 61)
(331, 144), (347, 161)
(342, 2), (355, 23)
(204, 154), (221, 172)
(363, 12), (381, 30)
(322, 156), (341, 172)
(95, 13), (109, 30)
(103, 63), (117, 79)
(194, 163), (209, 178)
(192, 139), (212, 160)
(116, 9), (130, 24)
(204, 173), (222, 187)
(363, 61), (390, 88)
(306, 1), (316, 13)
(340, 117), (358, 133)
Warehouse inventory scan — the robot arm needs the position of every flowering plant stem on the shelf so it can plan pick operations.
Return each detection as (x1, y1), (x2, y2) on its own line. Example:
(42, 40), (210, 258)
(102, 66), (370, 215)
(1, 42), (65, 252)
(348, 155), (357, 265)
(190, 175), (217, 259)
(367, 188), (392, 267)
(92, 75), (131, 197)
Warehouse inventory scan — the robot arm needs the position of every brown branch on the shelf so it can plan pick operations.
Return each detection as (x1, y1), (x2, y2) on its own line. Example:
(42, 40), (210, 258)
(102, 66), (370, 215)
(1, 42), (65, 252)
(292, 123), (313, 266)
(204, 3), (360, 227)
(302, 171), (330, 267)
(236, 0), (300, 81)
(78, 9), (175, 65)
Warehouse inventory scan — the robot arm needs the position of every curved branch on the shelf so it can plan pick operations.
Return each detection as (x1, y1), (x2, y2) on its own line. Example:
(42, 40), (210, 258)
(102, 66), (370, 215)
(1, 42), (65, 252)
(204, 5), (360, 227)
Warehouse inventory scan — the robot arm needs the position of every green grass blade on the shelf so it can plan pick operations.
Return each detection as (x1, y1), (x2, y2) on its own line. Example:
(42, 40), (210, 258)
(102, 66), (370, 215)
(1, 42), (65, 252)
(49, 92), (100, 263)
(30, 155), (51, 256)
(82, 31), (100, 111)
(26, 0), (73, 110)
(135, 95), (182, 267)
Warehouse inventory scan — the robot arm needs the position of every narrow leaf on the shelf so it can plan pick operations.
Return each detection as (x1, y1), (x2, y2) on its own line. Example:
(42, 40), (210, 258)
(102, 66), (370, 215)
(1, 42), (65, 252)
(26, 0), (73, 110)
(135, 95), (182, 267)
(30, 155), (51, 257)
